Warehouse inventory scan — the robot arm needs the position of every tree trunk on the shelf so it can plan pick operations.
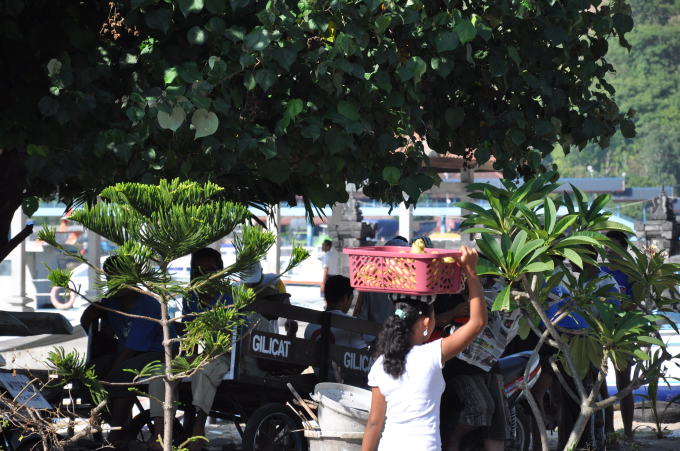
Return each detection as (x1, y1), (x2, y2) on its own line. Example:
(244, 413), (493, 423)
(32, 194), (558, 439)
(565, 406), (593, 451)
(160, 300), (175, 451)
(521, 326), (550, 451)
(0, 150), (26, 262)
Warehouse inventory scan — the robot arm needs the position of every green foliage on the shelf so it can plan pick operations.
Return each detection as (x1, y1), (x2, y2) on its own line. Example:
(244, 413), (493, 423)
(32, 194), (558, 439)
(0, 0), (637, 222)
(46, 267), (72, 289)
(46, 347), (107, 406)
(458, 173), (680, 451)
(605, 241), (680, 311)
(70, 179), (252, 265)
(550, 0), (680, 186)
(457, 171), (627, 309)
(39, 178), (308, 450)
(458, 173), (680, 383)
(180, 295), (248, 359)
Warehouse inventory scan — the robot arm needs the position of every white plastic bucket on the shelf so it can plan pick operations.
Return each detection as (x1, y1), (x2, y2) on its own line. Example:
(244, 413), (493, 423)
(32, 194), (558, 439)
(313, 383), (371, 433)
(304, 429), (364, 451)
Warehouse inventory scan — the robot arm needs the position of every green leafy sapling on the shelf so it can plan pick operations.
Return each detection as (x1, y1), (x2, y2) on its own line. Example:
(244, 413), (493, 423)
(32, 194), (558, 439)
(38, 179), (309, 451)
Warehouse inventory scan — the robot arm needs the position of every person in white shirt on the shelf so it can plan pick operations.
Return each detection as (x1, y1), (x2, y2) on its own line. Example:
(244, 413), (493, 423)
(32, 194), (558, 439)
(320, 239), (339, 294)
(304, 275), (366, 349)
(362, 246), (488, 451)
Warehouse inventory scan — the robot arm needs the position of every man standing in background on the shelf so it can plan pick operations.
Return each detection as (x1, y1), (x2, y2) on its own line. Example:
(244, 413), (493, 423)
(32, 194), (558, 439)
(320, 239), (339, 294)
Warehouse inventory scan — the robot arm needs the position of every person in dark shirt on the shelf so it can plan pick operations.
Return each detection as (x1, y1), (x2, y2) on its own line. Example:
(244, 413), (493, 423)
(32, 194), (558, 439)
(174, 247), (232, 451)
(435, 287), (511, 451)
(80, 256), (174, 446)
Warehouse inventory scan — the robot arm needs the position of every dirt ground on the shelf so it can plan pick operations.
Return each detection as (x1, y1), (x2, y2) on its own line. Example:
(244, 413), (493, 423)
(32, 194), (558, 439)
(198, 405), (680, 451)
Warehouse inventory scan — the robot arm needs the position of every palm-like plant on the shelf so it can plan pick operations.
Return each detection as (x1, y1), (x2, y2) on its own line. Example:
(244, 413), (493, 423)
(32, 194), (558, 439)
(39, 179), (309, 451)
(456, 175), (680, 451)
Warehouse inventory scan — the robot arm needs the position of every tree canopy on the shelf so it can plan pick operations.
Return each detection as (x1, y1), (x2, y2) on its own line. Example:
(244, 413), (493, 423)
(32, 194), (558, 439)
(551, 0), (680, 187)
(1, 0), (636, 251)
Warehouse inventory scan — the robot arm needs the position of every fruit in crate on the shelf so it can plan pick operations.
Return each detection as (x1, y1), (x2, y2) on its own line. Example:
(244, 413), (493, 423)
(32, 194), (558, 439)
(343, 246), (463, 295)
(410, 238), (426, 253)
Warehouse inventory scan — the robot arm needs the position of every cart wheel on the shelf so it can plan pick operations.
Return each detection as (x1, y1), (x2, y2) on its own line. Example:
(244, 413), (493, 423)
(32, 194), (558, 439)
(242, 403), (307, 451)
(126, 409), (186, 447)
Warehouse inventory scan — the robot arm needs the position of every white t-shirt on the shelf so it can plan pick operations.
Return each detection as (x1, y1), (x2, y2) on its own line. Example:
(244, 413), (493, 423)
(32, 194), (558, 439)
(304, 310), (367, 349)
(367, 339), (445, 451)
(321, 248), (340, 274)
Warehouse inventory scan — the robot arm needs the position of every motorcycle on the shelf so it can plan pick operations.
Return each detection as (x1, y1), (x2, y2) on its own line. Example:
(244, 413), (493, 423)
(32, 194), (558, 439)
(441, 351), (542, 451)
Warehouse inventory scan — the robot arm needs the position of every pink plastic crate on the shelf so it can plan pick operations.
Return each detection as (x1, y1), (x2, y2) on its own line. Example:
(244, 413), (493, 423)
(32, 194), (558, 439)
(343, 246), (463, 295)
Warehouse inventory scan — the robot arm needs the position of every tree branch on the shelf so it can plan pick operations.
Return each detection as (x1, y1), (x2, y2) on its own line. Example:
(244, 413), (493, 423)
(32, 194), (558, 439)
(75, 289), (163, 324)
(522, 274), (587, 400)
(521, 327), (550, 451)
(0, 223), (33, 262)
(61, 399), (108, 445)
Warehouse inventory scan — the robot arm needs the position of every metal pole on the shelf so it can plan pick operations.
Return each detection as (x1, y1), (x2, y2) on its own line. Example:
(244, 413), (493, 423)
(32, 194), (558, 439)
(265, 204), (281, 275)
(86, 230), (102, 300)
(398, 203), (413, 241)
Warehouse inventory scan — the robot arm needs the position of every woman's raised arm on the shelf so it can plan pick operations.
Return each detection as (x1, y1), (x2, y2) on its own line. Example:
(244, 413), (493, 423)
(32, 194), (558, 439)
(441, 246), (488, 362)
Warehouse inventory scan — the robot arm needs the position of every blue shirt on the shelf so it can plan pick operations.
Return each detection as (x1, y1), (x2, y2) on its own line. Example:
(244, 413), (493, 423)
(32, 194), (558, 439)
(545, 271), (620, 330)
(182, 292), (233, 322)
(101, 293), (174, 353)
(601, 266), (632, 299)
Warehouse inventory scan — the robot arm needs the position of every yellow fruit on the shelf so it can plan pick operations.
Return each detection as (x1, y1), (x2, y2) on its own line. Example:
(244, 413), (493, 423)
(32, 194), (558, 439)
(410, 239), (425, 254)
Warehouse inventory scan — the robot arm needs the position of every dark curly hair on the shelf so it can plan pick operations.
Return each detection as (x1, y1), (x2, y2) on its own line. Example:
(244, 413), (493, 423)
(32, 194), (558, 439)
(375, 298), (433, 379)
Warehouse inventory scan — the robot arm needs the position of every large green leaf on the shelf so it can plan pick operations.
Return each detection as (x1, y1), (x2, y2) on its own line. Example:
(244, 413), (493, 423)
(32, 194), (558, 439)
(514, 239), (546, 264)
(454, 19), (477, 44)
(522, 260), (554, 274)
(560, 248), (583, 269)
(476, 257), (501, 276)
(191, 109), (219, 139)
(187, 26), (207, 45)
(244, 27), (271, 51)
(178, 0), (204, 16)
(544, 196), (556, 234)
(477, 233), (503, 265)
(455, 202), (493, 218)
(255, 69), (276, 91)
(591, 220), (634, 234)
(157, 106), (186, 131)
(637, 336), (665, 347)
(588, 193), (611, 217)
(491, 285), (511, 311)
(145, 8), (173, 33)
(338, 100), (360, 121)
(434, 31), (459, 53)
(382, 166), (401, 185)
(553, 214), (577, 236)
(509, 230), (528, 257)
(553, 234), (601, 248)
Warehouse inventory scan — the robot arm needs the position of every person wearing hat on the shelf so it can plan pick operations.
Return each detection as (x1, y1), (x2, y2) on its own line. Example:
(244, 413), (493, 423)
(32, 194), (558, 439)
(241, 261), (295, 335)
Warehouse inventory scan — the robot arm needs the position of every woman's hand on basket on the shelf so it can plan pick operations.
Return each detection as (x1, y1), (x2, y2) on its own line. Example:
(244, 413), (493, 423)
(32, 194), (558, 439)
(456, 245), (478, 277)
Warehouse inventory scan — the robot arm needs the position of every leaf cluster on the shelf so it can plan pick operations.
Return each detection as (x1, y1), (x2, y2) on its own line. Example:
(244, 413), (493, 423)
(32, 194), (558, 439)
(46, 347), (108, 406)
(458, 171), (631, 310)
(1, 0), (638, 217)
(459, 172), (680, 379)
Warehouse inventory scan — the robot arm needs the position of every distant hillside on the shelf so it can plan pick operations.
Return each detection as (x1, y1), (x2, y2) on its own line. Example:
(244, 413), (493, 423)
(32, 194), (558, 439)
(550, 0), (680, 187)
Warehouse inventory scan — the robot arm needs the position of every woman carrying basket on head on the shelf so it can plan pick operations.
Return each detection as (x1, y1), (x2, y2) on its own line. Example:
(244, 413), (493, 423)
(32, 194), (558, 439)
(362, 246), (488, 451)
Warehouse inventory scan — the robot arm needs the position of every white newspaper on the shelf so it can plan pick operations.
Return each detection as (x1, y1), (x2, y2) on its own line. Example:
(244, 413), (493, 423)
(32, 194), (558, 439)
(455, 289), (521, 372)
